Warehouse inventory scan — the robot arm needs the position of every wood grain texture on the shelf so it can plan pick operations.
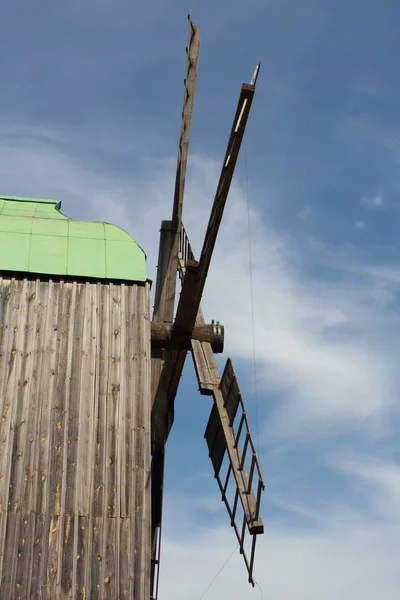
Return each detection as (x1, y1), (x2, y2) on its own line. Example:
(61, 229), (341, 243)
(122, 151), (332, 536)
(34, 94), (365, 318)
(151, 321), (224, 353)
(0, 276), (151, 599)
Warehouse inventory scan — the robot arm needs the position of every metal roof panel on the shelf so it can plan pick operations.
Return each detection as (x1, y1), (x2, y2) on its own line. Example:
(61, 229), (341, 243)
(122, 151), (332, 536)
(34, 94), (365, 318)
(0, 195), (146, 282)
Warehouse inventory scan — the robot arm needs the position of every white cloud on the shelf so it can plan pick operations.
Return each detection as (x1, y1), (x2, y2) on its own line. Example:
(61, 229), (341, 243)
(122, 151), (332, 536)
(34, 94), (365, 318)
(160, 455), (400, 600)
(2, 122), (400, 600)
(1, 130), (399, 441)
(329, 453), (400, 518)
(160, 523), (399, 600)
(361, 194), (384, 209)
(353, 219), (367, 230)
(181, 158), (399, 439)
(298, 205), (312, 219)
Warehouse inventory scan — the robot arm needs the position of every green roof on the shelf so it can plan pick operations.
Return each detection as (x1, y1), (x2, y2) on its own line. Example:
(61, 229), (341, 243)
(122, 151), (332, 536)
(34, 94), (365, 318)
(0, 195), (146, 282)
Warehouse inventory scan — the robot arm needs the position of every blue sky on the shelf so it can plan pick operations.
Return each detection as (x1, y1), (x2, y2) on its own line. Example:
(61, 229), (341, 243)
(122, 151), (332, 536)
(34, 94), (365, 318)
(1, 1), (400, 598)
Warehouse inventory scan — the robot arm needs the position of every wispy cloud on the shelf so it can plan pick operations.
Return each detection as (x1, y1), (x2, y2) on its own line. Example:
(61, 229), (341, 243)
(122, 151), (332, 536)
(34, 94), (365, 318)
(2, 3), (400, 598)
(353, 219), (367, 231)
(1, 126), (399, 443)
(361, 194), (384, 209)
(329, 453), (400, 515)
(181, 160), (399, 440)
(1, 122), (400, 600)
(160, 452), (400, 600)
(298, 205), (312, 219)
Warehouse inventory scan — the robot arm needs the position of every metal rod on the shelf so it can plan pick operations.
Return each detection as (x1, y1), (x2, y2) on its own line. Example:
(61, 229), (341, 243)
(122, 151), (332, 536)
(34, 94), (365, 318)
(235, 98), (248, 133)
(239, 432), (250, 470)
(231, 488), (239, 526)
(247, 454), (256, 495)
(254, 479), (263, 522)
(240, 514), (247, 554)
(250, 62), (261, 87)
(234, 413), (246, 448)
(248, 534), (257, 585)
(223, 463), (232, 495)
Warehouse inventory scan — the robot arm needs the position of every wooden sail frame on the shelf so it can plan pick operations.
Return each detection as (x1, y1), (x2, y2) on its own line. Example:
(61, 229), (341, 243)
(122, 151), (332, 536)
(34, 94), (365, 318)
(150, 14), (264, 597)
(151, 78), (257, 450)
(179, 226), (265, 585)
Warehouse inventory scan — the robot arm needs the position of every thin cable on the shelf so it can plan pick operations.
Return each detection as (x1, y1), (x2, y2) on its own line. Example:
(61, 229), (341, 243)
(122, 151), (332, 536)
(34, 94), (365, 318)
(255, 580), (265, 600)
(197, 545), (239, 600)
(244, 136), (260, 451)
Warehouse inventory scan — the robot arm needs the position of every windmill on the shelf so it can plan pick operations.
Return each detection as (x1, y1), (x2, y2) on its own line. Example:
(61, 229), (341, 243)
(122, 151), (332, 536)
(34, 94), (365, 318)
(150, 14), (264, 599)
(0, 14), (264, 600)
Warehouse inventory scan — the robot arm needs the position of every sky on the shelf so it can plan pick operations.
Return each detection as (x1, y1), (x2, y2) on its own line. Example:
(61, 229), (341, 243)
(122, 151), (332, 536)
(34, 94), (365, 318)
(1, 0), (400, 598)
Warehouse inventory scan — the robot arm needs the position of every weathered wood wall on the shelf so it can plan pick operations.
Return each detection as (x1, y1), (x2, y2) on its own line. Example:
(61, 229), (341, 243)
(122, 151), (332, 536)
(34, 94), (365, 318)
(0, 276), (151, 599)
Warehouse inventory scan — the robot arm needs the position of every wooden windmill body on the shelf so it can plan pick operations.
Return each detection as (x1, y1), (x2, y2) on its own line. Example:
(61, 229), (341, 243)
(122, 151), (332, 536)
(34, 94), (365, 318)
(0, 16), (264, 600)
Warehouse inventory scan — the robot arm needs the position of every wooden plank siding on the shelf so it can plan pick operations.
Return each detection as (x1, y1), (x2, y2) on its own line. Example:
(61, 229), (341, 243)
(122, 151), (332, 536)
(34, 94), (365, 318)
(0, 276), (151, 599)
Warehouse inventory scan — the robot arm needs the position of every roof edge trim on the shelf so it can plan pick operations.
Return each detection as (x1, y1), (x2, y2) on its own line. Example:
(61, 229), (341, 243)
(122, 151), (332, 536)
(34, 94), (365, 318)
(0, 195), (61, 209)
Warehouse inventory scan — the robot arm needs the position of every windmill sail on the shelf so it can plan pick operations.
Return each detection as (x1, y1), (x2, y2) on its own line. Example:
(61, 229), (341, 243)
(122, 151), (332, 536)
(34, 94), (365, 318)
(150, 16), (200, 600)
(178, 225), (265, 585)
(205, 359), (264, 583)
(151, 45), (262, 594)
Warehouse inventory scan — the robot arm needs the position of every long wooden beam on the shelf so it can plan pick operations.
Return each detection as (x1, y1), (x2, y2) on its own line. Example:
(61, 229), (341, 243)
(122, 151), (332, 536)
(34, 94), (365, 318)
(151, 72), (258, 450)
(151, 264), (199, 449)
(172, 16), (201, 226)
(151, 19), (200, 358)
(194, 82), (256, 307)
(151, 19), (200, 409)
(150, 19), (200, 597)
